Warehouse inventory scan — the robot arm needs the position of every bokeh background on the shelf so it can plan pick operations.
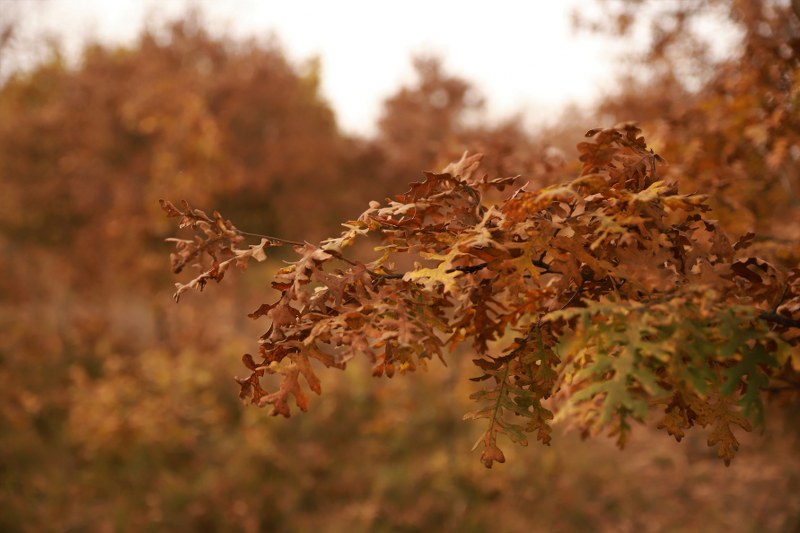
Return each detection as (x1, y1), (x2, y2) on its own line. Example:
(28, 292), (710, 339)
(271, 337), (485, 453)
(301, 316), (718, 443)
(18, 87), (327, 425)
(1, 1), (800, 531)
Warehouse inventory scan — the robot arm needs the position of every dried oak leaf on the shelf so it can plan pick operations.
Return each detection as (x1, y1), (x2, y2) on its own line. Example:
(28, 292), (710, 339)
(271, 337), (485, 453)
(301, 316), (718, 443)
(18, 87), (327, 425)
(440, 151), (483, 181)
(701, 394), (753, 466)
(257, 358), (321, 417)
(656, 392), (701, 442)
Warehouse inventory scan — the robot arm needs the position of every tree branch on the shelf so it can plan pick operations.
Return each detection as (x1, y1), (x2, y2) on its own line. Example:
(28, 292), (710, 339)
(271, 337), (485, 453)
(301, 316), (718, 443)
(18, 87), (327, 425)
(759, 311), (800, 329)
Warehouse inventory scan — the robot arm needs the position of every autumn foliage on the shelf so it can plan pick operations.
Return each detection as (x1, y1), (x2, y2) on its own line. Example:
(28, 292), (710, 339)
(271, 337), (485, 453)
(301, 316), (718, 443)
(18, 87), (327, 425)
(165, 122), (800, 467)
(4, 1), (800, 530)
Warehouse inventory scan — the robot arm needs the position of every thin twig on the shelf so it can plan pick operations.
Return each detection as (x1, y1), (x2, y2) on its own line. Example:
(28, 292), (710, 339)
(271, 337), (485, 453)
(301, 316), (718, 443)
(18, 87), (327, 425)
(237, 229), (306, 247)
(761, 384), (800, 393)
(559, 282), (585, 311)
(759, 311), (800, 329)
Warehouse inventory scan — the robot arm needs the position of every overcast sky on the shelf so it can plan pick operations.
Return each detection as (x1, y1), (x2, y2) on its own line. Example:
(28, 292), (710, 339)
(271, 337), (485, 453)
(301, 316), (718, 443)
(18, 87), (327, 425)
(11, 0), (627, 135)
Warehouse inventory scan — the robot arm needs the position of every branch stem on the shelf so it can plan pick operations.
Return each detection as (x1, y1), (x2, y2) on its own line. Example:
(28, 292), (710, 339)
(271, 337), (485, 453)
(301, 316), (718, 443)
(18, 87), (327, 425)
(759, 311), (800, 329)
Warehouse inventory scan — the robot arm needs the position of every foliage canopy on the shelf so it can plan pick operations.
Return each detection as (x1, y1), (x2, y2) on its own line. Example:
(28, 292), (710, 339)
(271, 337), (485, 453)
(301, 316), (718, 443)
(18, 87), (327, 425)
(165, 124), (800, 467)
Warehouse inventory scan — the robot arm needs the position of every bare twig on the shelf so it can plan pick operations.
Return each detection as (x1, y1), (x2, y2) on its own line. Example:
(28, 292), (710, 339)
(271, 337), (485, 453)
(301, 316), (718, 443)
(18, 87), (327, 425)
(759, 311), (800, 329)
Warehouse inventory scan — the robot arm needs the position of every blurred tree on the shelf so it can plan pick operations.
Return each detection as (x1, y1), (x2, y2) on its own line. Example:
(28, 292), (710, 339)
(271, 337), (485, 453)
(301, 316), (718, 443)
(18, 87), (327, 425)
(0, 14), (359, 294)
(376, 56), (483, 180)
(582, 0), (800, 249)
(374, 56), (585, 192)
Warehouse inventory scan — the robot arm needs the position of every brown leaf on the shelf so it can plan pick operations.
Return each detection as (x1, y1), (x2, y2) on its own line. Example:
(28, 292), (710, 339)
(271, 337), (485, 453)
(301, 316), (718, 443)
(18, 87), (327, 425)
(733, 232), (756, 251)
(705, 396), (753, 466)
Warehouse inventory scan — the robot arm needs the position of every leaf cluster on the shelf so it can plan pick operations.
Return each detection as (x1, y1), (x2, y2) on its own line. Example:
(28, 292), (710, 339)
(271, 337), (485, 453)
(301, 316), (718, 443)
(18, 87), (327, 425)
(166, 122), (800, 467)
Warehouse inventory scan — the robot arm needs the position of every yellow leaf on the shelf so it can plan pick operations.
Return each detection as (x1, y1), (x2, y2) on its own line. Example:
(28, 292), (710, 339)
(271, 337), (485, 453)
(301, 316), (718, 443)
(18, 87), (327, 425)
(403, 267), (461, 294)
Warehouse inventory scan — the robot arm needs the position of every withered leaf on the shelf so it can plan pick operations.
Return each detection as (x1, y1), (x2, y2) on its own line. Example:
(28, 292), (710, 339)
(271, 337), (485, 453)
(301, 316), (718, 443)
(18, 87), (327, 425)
(164, 123), (796, 468)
